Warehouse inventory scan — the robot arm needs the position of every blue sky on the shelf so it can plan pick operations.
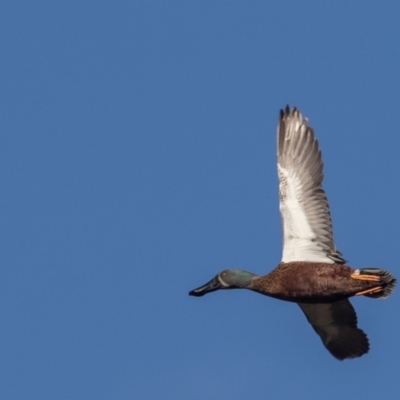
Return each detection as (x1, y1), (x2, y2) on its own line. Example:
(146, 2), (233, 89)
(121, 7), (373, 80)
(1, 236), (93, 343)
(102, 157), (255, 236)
(0, 1), (399, 399)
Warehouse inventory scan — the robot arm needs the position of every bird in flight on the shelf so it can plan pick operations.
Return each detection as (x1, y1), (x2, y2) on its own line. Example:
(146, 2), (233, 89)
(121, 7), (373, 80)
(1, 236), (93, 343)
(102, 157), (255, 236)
(189, 106), (396, 360)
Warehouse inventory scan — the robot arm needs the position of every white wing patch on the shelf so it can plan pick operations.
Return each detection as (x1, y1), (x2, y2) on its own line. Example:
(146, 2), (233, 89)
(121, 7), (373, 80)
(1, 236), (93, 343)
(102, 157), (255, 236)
(278, 164), (332, 263)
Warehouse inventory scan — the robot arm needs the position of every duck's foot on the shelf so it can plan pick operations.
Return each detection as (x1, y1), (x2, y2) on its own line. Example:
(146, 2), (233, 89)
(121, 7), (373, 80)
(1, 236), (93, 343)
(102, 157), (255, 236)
(351, 268), (397, 299)
(355, 286), (383, 296)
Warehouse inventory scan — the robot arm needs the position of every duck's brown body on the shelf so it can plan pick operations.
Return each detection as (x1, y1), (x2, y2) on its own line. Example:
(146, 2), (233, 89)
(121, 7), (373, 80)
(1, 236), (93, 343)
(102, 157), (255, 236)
(249, 262), (385, 303)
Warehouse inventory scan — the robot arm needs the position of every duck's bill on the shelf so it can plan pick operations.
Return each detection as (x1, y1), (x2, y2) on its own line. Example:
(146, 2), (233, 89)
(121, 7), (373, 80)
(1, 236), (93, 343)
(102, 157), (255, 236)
(189, 276), (221, 296)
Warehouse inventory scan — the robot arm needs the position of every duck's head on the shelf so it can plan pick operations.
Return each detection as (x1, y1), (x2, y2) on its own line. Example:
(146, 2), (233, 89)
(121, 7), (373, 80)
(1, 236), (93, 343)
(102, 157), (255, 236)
(189, 269), (258, 297)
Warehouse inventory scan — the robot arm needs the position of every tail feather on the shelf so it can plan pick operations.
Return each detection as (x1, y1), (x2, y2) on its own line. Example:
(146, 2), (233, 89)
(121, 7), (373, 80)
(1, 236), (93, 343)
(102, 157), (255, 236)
(359, 268), (397, 299)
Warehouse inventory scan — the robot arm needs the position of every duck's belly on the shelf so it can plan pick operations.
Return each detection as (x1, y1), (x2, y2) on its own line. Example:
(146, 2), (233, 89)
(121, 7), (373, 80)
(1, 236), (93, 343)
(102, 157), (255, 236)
(253, 262), (369, 303)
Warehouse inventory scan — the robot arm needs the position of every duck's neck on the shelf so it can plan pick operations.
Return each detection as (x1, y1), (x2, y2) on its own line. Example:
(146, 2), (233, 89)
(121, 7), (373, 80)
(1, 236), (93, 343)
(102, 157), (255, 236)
(230, 270), (259, 288)
(248, 271), (281, 297)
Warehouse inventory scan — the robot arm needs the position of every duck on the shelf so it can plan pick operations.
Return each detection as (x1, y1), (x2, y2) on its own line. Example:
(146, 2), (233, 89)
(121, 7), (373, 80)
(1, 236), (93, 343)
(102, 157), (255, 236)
(189, 106), (397, 360)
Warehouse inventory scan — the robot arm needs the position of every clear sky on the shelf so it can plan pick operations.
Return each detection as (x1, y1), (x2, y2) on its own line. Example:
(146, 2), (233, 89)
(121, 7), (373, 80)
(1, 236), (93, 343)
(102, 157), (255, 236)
(0, 1), (399, 399)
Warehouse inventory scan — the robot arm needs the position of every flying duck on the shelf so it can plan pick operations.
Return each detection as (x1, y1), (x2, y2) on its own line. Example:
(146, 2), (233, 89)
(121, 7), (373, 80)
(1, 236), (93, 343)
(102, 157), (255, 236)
(189, 106), (396, 360)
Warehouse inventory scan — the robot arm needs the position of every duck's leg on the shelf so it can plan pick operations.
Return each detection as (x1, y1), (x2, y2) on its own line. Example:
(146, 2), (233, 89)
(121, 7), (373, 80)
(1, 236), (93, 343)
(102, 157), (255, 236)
(355, 286), (383, 296)
(350, 268), (381, 282)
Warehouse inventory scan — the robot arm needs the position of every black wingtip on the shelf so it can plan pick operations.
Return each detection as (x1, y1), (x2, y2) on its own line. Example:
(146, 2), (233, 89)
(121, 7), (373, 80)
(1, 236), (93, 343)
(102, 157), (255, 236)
(281, 104), (293, 116)
(280, 105), (302, 121)
(328, 327), (370, 361)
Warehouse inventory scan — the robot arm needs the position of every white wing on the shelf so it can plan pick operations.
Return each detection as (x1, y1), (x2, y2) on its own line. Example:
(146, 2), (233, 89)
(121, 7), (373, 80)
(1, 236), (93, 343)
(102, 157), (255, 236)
(277, 106), (344, 264)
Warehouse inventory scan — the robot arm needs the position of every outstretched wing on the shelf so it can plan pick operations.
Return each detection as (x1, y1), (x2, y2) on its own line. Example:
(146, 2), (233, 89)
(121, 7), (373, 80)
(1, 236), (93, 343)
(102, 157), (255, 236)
(277, 106), (344, 264)
(298, 300), (369, 360)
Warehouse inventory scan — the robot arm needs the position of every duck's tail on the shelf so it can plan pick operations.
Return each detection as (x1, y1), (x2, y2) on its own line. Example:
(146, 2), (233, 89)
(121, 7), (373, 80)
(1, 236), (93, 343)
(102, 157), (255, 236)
(357, 268), (397, 299)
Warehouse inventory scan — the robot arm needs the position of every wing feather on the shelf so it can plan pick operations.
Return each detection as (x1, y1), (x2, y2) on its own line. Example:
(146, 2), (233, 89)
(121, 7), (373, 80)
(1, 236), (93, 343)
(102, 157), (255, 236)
(298, 300), (369, 360)
(277, 106), (344, 263)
